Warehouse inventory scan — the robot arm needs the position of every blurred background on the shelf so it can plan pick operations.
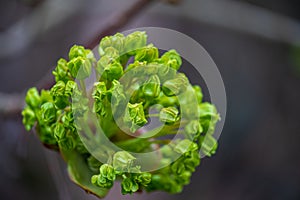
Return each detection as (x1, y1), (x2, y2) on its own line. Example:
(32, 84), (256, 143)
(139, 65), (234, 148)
(1, 0), (300, 199)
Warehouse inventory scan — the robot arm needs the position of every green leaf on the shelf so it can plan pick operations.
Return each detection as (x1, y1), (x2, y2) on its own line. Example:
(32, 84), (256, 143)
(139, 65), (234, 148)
(61, 149), (109, 198)
(87, 156), (102, 173)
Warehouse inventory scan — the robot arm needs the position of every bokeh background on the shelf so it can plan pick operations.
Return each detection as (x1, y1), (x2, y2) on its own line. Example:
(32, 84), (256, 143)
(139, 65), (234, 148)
(1, 0), (300, 199)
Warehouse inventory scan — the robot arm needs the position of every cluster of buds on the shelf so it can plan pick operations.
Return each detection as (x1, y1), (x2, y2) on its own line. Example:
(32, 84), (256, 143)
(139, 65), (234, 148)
(22, 31), (220, 197)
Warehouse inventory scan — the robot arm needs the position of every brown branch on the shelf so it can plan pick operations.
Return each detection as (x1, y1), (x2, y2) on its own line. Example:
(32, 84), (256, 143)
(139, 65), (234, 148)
(161, 0), (182, 5)
(0, 0), (155, 118)
(0, 92), (25, 118)
(86, 0), (154, 49)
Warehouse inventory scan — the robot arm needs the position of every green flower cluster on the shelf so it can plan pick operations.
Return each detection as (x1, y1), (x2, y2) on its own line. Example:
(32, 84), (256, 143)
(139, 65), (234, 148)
(91, 151), (152, 195)
(146, 139), (200, 193)
(22, 31), (220, 198)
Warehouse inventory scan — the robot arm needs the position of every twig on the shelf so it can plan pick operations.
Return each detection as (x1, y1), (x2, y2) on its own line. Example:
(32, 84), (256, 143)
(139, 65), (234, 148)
(87, 0), (154, 49)
(161, 0), (182, 5)
(150, 0), (300, 45)
(0, 92), (25, 118)
(0, 0), (154, 118)
(0, 0), (87, 58)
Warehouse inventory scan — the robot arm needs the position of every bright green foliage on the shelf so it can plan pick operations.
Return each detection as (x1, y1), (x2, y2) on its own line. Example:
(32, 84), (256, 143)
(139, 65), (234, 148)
(22, 31), (220, 198)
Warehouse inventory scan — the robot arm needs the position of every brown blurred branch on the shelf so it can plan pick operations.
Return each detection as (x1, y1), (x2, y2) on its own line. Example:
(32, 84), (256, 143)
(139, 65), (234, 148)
(150, 0), (300, 45)
(0, 93), (25, 118)
(86, 0), (154, 49)
(0, 0), (155, 118)
(161, 0), (182, 5)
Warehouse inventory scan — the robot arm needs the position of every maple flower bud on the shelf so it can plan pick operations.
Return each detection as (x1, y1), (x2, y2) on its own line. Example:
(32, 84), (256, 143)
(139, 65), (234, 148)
(137, 172), (152, 186)
(200, 134), (218, 157)
(65, 80), (79, 97)
(113, 151), (136, 172)
(135, 44), (159, 62)
(53, 58), (69, 82)
(100, 164), (116, 181)
(124, 31), (147, 55)
(161, 49), (182, 70)
(124, 102), (147, 132)
(51, 81), (68, 109)
(22, 107), (36, 131)
(40, 102), (57, 124)
(121, 176), (139, 195)
(162, 73), (189, 96)
(185, 120), (203, 140)
(67, 57), (92, 79)
(174, 139), (198, 154)
(25, 87), (41, 109)
(159, 107), (179, 124)
(142, 74), (161, 98)
(98, 33), (125, 56)
(69, 45), (95, 62)
(54, 123), (65, 141)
